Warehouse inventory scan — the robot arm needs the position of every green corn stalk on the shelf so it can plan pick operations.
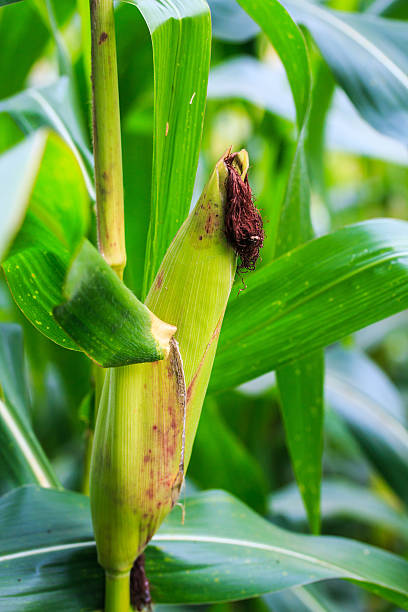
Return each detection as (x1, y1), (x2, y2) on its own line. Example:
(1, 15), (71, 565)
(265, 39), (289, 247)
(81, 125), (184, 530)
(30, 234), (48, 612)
(90, 150), (249, 610)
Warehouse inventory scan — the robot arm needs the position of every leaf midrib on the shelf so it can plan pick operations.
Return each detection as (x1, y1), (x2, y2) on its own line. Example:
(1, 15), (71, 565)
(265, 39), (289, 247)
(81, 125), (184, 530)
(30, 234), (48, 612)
(0, 532), (399, 595)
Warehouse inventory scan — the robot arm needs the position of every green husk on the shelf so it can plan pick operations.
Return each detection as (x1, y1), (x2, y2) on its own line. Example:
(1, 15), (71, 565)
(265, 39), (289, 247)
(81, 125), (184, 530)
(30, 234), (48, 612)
(90, 150), (249, 606)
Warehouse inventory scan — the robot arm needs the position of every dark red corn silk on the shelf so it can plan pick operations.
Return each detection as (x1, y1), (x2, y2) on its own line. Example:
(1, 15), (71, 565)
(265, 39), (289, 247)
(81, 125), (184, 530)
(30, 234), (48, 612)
(224, 153), (264, 272)
(130, 554), (152, 611)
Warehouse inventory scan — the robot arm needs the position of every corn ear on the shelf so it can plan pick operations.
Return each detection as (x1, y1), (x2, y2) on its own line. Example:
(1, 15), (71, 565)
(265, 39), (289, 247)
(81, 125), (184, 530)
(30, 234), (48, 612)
(90, 150), (249, 583)
(145, 150), (250, 464)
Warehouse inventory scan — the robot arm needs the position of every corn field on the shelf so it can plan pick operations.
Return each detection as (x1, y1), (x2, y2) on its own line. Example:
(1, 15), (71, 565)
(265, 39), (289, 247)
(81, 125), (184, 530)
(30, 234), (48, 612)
(0, 0), (408, 611)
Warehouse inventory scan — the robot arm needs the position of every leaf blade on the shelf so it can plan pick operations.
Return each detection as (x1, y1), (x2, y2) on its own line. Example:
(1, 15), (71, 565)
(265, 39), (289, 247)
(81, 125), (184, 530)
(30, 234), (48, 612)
(123, 0), (212, 298)
(236, 0), (323, 534)
(282, 0), (408, 143)
(211, 219), (408, 391)
(1, 487), (408, 609)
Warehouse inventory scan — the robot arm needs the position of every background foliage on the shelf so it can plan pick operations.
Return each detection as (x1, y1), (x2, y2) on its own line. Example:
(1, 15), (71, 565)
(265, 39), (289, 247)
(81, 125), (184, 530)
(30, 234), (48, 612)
(0, 0), (408, 610)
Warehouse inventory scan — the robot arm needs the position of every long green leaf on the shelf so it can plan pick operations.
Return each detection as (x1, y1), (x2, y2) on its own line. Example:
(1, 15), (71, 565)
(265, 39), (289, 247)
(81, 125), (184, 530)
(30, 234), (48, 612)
(122, 0), (212, 298)
(211, 219), (408, 391)
(276, 352), (324, 533)
(0, 324), (60, 489)
(282, 0), (408, 144)
(1, 487), (408, 609)
(238, 0), (309, 129)
(0, 133), (46, 262)
(237, 0), (324, 535)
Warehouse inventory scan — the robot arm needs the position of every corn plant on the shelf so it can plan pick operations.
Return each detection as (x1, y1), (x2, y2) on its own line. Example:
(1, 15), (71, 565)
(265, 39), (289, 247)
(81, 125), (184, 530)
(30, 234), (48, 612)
(0, 0), (408, 611)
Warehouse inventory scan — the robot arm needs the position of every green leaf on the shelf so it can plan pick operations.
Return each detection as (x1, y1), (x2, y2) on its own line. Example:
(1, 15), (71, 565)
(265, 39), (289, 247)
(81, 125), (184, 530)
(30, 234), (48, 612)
(237, 0), (323, 537)
(3, 131), (89, 350)
(282, 0), (408, 144)
(0, 77), (95, 199)
(270, 478), (408, 541)
(53, 239), (170, 367)
(121, 0), (212, 298)
(1, 487), (408, 609)
(0, 324), (60, 489)
(0, 0), (24, 5)
(238, 0), (310, 130)
(212, 219), (408, 392)
(326, 347), (408, 506)
(0, 485), (102, 612)
(305, 60), (335, 200)
(276, 352), (324, 534)
(0, 133), (46, 262)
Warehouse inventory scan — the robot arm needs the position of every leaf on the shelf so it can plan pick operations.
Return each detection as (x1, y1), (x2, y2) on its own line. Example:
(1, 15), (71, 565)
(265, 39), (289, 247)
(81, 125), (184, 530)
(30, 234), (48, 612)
(237, 0), (324, 536)
(3, 131), (171, 367)
(238, 0), (310, 130)
(211, 219), (408, 392)
(305, 60), (335, 199)
(2, 131), (89, 350)
(53, 239), (171, 367)
(281, 0), (408, 144)
(270, 478), (408, 541)
(1, 487), (408, 609)
(0, 77), (95, 199)
(326, 347), (408, 506)
(0, 0), (24, 5)
(276, 352), (324, 534)
(0, 324), (60, 489)
(0, 133), (46, 262)
(122, 0), (212, 298)
(207, 55), (408, 165)
(0, 485), (103, 612)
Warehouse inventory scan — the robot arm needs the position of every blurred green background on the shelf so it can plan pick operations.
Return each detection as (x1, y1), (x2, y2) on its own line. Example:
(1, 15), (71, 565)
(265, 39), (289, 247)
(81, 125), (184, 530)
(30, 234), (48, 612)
(0, 0), (408, 609)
